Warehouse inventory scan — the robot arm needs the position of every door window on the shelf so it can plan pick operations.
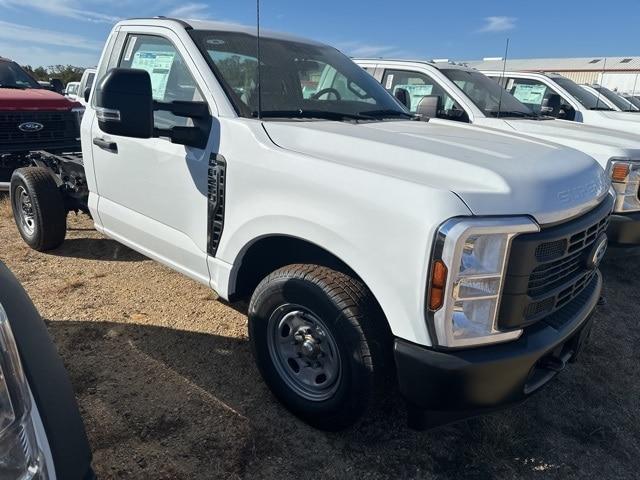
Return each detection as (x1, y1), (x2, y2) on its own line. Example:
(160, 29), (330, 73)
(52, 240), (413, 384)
(119, 34), (203, 128)
(381, 69), (468, 122)
(505, 77), (563, 116)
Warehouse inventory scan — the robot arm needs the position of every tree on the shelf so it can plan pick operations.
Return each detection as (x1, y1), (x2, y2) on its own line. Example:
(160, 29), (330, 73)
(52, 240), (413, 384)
(21, 64), (84, 86)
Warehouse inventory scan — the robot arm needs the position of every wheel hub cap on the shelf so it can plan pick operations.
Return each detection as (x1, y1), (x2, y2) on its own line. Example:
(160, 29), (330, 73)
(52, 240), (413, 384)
(267, 306), (341, 402)
(14, 186), (35, 236)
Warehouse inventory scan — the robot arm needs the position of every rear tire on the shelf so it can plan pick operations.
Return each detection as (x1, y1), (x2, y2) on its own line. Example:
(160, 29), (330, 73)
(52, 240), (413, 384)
(248, 264), (392, 430)
(10, 167), (67, 252)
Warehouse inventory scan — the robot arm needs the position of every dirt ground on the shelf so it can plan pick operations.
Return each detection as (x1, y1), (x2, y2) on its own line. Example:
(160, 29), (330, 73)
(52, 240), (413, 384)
(1, 196), (639, 479)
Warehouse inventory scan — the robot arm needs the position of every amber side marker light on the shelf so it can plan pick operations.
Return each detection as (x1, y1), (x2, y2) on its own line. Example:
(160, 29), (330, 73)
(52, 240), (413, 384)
(428, 260), (448, 311)
(612, 163), (630, 183)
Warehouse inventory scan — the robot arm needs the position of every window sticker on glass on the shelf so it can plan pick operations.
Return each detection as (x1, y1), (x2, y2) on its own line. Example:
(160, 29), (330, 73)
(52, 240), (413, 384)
(512, 84), (547, 105)
(131, 51), (176, 99)
(124, 36), (137, 61)
(385, 74), (395, 90)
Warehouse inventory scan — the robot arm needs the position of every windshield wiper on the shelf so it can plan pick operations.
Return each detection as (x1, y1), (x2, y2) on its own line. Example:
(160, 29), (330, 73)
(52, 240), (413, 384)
(590, 107), (613, 111)
(0, 84), (27, 90)
(254, 110), (371, 121)
(358, 109), (417, 120)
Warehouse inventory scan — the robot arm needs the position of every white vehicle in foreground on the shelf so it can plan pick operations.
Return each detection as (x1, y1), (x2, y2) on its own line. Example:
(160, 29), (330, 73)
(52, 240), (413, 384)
(11, 18), (612, 430)
(580, 84), (640, 113)
(355, 59), (640, 245)
(0, 261), (94, 479)
(476, 70), (640, 135)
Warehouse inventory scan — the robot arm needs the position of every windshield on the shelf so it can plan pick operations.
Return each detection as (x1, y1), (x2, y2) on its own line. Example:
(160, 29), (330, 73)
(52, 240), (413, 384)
(0, 61), (40, 89)
(552, 76), (612, 110)
(593, 86), (639, 112)
(190, 30), (409, 120)
(441, 69), (534, 118)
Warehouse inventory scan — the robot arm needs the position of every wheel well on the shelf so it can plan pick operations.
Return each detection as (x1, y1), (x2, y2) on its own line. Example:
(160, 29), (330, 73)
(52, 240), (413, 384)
(230, 235), (360, 302)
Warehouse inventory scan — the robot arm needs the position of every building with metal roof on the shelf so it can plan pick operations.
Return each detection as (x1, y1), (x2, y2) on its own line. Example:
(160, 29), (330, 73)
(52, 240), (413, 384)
(465, 56), (640, 94)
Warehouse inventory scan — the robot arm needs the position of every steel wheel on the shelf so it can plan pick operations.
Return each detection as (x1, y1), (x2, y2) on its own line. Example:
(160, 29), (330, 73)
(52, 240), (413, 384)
(267, 304), (342, 402)
(13, 185), (36, 237)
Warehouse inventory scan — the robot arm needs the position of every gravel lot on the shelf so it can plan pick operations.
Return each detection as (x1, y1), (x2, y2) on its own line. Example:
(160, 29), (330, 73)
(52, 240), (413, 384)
(1, 196), (639, 479)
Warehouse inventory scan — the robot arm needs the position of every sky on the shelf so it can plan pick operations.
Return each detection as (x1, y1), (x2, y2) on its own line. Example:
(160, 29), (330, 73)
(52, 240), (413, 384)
(1, 0), (639, 67)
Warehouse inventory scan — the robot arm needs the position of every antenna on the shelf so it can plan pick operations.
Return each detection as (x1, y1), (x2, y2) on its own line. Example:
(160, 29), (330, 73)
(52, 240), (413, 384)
(595, 57), (607, 110)
(496, 38), (510, 119)
(256, 0), (262, 119)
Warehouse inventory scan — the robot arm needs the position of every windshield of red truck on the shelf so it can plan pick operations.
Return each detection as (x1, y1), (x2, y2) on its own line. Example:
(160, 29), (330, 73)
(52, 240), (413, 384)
(190, 30), (411, 121)
(0, 61), (41, 89)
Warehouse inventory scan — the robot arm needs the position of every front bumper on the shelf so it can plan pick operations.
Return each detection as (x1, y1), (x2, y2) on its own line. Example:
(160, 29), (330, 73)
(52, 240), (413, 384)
(394, 271), (602, 430)
(607, 212), (640, 246)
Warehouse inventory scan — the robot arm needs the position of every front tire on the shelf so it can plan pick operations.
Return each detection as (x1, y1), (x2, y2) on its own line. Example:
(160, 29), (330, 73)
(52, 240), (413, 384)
(248, 264), (392, 430)
(10, 167), (67, 252)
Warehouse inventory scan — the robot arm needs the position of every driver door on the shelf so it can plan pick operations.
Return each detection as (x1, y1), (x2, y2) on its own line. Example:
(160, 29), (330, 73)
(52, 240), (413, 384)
(90, 30), (213, 284)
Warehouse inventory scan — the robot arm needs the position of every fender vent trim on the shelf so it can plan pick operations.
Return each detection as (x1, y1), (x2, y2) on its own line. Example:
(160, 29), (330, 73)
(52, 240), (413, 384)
(207, 154), (226, 256)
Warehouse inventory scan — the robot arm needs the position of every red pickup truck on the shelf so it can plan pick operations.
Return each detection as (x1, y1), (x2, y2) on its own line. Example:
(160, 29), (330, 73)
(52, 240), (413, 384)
(0, 56), (83, 187)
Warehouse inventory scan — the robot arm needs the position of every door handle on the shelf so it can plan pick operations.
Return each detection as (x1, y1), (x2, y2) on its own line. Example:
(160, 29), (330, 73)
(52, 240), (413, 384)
(93, 137), (118, 154)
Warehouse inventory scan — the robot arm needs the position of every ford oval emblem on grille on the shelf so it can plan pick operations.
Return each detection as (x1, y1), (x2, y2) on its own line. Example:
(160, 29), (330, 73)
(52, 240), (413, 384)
(18, 122), (44, 133)
(586, 235), (608, 270)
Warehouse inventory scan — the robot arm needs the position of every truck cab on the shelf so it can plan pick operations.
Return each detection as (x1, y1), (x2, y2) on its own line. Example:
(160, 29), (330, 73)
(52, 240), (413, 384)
(477, 70), (640, 135)
(580, 84), (640, 112)
(77, 68), (97, 107)
(355, 59), (640, 245)
(12, 18), (612, 430)
(0, 57), (83, 187)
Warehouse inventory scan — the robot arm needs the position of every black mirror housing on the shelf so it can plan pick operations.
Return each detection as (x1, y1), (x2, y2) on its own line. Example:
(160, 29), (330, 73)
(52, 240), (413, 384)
(95, 68), (154, 138)
(50, 78), (64, 94)
(394, 88), (411, 110)
(83, 87), (91, 103)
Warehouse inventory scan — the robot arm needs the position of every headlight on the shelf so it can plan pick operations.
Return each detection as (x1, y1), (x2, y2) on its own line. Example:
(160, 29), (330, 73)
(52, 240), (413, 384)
(427, 217), (539, 349)
(0, 304), (49, 479)
(608, 159), (640, 213)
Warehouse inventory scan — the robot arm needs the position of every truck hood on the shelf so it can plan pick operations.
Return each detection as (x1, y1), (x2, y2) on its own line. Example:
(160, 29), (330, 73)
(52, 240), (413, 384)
(581, 110), (640, 135)
(0, 88), (80, 110)
(481, 117), (640, 163)
(263, 120), (610, 225)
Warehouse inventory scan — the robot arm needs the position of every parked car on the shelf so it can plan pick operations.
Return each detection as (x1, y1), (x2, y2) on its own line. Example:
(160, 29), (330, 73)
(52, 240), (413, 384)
(0, 56), (83, 189)
(0, 261), (94, 479)
(580, 84), (640, 112)
(10, 18), (611, 430)
(64, 81), (81, 101)
(478, 70), (640, 134)
(355, 59), (640, 245)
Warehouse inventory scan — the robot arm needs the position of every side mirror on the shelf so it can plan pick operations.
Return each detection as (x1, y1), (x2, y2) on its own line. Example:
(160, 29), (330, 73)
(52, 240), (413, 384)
(95, 68), (154, 138)
(559, 104), (576, 121)
(394, 88), (411, 110)
(415, 95), (440, 120)
(83, 87), (91, 103)
(50, 78), (64, 94)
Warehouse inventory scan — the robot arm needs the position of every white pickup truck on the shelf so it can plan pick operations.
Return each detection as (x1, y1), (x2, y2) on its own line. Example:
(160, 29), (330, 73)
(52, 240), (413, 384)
(355, 59), (640, 245)
(9, 18), (612, 430)
(473, 69), (640, 135)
